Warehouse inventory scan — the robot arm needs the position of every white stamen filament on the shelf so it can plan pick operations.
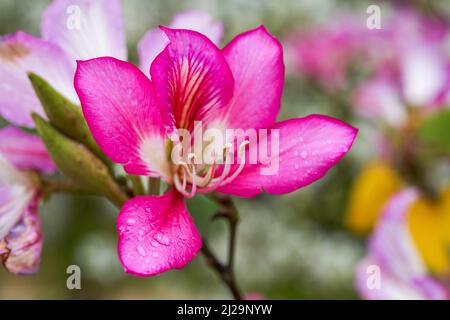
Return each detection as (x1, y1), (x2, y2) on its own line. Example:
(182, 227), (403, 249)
(173, 140), (249, 196)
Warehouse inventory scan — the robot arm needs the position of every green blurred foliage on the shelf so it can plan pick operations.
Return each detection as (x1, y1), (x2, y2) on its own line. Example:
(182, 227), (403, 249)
(419, 109), (450, 156)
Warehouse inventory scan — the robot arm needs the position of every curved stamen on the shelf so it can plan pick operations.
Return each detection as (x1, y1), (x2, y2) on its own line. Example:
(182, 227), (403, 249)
(173, 140), (250, 196)
(186, 153), (197, 198)
(218, 140), (249, 187)
(197, 143), (233, 192)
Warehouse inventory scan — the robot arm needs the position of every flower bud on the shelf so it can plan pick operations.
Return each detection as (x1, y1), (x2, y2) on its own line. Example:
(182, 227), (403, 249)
(33, 113), (127, 207)
(28, 72), (108, 164)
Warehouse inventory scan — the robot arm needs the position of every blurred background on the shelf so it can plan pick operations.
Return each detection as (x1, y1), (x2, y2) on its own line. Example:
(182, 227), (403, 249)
(1, 0), (449, 299)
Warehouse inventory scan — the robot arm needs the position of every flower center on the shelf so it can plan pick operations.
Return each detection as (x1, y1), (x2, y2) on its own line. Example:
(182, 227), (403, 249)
(172, 140), (249, 198)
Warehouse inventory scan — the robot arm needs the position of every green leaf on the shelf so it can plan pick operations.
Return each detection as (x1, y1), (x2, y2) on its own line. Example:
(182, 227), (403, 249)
(33, 113), (128, 207)
(28, 72), (108, 164)
(418, 109), (450, 155)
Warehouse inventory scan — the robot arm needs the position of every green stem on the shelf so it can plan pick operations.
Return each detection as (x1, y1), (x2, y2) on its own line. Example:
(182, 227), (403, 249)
(40, 175), (128, 208)
(40, 177), (90, 195)
(148, 177), (161, 195)
(130, 175), (145, 195)
(104, 184), (129, 208)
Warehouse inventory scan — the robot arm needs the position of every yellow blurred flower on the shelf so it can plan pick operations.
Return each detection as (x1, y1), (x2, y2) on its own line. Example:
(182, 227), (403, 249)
(408, 189), (450, 275)
(346, 161), (402, 234)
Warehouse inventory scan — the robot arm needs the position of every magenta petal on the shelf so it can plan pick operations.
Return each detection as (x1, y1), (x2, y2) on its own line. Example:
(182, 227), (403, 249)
(220, 26), (284, 129)
(41, 0), (127, 61)
(150, 27), (234, 131)
(218, 115), (358, 197)
(117, 189), (202, 276)
(0, 199), (42, 275)
(0, 31), (76, 127)
(75, 57), (170, 178)
(0, 126), (55, 173)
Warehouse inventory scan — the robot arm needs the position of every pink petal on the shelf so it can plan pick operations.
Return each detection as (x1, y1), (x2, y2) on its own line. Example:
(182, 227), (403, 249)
(369, 190), (425, 279)
(355, 257), (447, 300)
(170, 10), (223, 46)
(355, 190), (448, 300)
(401, 46), (448, 107)
(0, 126), (56, 173)
(0, 186), (34, 241)
(0, 31), (76, 127)
(0, 155), (36, 240)
(137, 29), (169, 78)
(0, 198), (42, 275)
(75, 57), (170, 179)
(219, 26), (284, 130)
(117, 189), (202, 276)
(352, 74), (407, 126)
(138, 10), (223, 78)
(218, 115), (358, 197)
(150, 27), (234, 132)
(41, 0), (126, 62)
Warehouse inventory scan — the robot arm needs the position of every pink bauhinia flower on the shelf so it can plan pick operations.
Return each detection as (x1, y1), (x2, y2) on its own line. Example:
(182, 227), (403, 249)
(74, 26), (358, 276)
(0, 126), (56, 274)
(0, 0), (221, 127)
(355, 190), (448, 300)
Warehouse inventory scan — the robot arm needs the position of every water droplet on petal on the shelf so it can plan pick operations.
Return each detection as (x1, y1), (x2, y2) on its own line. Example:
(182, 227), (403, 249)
(137, 245), (146, 257)
(150, 240), (160, 248)
(300, 151), (308, 159)
(126, 218), (136, 226)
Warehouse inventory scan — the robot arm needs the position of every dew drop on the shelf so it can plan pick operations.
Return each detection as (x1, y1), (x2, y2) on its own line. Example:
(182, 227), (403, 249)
(150, 240), (160, 248)
(137, 245), (146, 257)
(126, 218), (136, 226)
(300, 151), (308, 159)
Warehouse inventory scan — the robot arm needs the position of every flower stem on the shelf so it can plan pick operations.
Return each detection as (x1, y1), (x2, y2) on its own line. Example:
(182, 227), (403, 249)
(148, 177), (161, 195)
(39, 175), (128, 208)
(201, 194), (243, 300)
(40, 176), (90, 195)
(130, 175), (145, 195)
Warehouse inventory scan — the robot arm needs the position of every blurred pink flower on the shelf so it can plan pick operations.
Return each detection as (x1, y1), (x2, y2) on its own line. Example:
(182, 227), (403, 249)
(286, 17), (386, 91)
(0, 0), (222, 127)
(352, 8), (450, 125)
(0, 126), (56, 274)
(355, 190), (448, 300)
(74, 26), (358, 276)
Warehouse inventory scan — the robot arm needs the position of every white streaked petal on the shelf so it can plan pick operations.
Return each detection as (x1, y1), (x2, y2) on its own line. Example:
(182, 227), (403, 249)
(402, 47), (447, 107)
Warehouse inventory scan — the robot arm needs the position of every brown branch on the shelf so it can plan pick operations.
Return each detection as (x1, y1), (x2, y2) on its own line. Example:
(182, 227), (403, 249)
(201, 194), (243, 300)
